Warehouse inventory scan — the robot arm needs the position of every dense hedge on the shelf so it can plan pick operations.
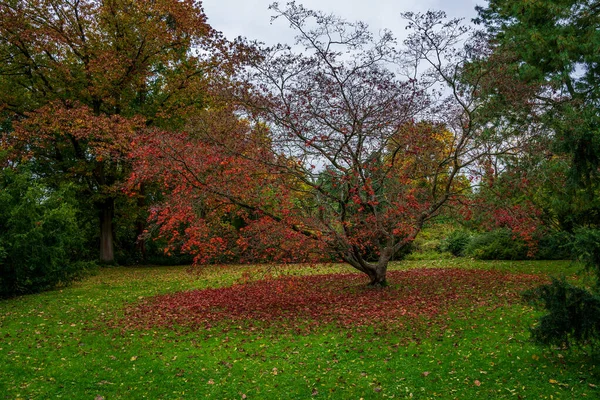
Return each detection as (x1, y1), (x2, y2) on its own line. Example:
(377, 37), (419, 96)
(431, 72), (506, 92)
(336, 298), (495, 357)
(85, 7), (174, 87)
(464, 229), (529, 260)
(0, 167), (95, 297)
(440, 229), (574, 261)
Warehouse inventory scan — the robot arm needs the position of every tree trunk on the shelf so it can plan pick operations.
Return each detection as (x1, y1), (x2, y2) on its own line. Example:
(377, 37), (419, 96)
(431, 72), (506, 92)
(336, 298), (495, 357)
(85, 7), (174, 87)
(135, 221), (146, 261)
(366, 249), (391, 287)
(366, 264), (388, 287)
(135, 183), (146, 261)
(343, 247), (391, 287)
(99, 197), (115, 263)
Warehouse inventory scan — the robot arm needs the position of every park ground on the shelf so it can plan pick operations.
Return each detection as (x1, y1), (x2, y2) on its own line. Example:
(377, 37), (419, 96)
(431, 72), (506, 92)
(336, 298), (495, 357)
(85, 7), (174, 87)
(1, 259), (599, 399)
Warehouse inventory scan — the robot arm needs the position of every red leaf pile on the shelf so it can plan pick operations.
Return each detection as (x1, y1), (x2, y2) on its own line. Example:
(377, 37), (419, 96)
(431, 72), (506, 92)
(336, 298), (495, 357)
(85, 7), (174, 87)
(119, 268), (545, 331)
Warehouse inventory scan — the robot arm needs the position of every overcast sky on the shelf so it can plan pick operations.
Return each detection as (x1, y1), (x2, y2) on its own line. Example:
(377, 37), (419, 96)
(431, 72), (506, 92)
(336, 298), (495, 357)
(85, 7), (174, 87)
(202, 0), (485, 45)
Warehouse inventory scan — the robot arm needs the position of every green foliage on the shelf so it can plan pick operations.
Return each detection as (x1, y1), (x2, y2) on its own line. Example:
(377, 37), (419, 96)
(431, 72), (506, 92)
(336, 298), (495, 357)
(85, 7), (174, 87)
(143, 237), (195, 266)
(439, 230), (573, 261)
(465, 229), (529, 260)
(525, 278), (600, 349)
(523, 229), (600, 350)
(536, 231), (573, 261)
(406, 222), (455, 259)
(572, 228), (600, 287)
(477, 0), (600, 187)
(530, 157), (600, 232)
(440, 230), (472, 257)
(477, 0), (600, 353)
(0, 166), (95, 297)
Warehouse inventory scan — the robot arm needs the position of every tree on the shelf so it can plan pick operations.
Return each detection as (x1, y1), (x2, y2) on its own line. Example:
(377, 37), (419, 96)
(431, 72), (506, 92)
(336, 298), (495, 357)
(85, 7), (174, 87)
(476, 0), (600, 187)
(477, 0), (600, 349)
(0, 157), (94, 297)
(245, 3), (433, 285)
(473, 0), (600, 233)
(130, 105), (328, 265)
(0, 0), (214, 262)
(133, 5), (532, 286)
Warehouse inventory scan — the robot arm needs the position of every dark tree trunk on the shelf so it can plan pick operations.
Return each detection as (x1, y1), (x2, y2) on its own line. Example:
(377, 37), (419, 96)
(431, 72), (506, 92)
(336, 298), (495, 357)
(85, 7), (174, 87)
(135, 221), (146, 261)
(345, 247), (392, 287)
(135, 183), (146, 261)
(366, 265), (388, 287)
(362, 239), (418, 287)
(99, 197), (115, 263)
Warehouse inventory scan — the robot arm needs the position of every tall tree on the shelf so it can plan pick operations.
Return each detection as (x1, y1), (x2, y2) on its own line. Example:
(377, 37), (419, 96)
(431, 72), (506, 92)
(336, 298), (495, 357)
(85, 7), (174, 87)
(476, 0), (600, 187)
(0, 0), (215, 262)
(477, 0), (600, 349)
(133, 5), (532, 285)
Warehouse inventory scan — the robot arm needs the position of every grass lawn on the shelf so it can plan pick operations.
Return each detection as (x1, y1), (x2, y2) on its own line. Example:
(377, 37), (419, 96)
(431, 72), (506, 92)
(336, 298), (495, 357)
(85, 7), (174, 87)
(1, 259), (599, 399)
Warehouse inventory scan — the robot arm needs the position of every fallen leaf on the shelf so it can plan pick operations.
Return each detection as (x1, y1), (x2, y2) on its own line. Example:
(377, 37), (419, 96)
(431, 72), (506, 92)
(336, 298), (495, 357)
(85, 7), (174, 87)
(422, 371), (430, 377)
(119, 269), (547, 332)
(130, 356), (138, 361)
(208, 379), (215, 385)
(474, 380), (481, 386)
(549, 379), (558, 384)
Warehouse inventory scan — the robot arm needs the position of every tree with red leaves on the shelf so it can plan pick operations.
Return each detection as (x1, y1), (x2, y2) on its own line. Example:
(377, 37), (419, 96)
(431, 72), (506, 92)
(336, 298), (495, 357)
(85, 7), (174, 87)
(0, 0), (218, 262)
(130, 104), (328, 265)
(132, 6), (534, 285)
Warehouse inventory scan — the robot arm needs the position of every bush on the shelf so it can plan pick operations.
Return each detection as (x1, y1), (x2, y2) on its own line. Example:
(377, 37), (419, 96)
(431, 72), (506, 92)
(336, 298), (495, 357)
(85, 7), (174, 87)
(572, 228), (600, 285)
(0, 167), (95, 297)
(407, 222), (455, 259)
(536, 231), (573, 260)
(525, 278), (600, 348)
(526, 229), (600, 350)
(465, 229), (529, 260)
(440, 230), (472, 256)
(143, 237), (195, 266)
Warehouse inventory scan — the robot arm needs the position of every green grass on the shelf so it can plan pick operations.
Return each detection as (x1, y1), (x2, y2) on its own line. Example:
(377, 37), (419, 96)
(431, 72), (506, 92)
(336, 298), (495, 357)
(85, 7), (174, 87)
(1, 259), (598, 399)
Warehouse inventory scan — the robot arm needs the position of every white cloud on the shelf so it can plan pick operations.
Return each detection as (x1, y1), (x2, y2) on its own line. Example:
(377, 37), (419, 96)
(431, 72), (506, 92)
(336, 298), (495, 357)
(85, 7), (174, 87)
(202, 0), (484, 45)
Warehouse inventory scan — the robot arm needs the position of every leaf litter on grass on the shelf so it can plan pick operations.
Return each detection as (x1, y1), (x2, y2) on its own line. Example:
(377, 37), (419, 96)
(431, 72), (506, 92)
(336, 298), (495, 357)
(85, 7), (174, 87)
(115, 268), (546, 333)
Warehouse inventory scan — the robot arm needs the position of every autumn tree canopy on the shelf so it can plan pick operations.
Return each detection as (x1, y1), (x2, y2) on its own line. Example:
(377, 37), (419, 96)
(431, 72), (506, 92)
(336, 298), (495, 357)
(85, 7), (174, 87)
(130, 5), (537, 285)
(0, 0), (218, 262)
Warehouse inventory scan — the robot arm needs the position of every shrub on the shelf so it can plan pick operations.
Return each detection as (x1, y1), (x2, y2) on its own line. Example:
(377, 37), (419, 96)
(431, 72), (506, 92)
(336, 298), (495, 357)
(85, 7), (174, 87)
(465, 229), (529, 260)
(408, 222), (455, 259)
(525, 278), (600, 348)
(572, 228), (600, 285)
(0, 167), (95, 297)
(144, 236), (195, 266)
(526, 228), (600, 350)
(440, 230), (472, 256)
(536, 231), (573, 260)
